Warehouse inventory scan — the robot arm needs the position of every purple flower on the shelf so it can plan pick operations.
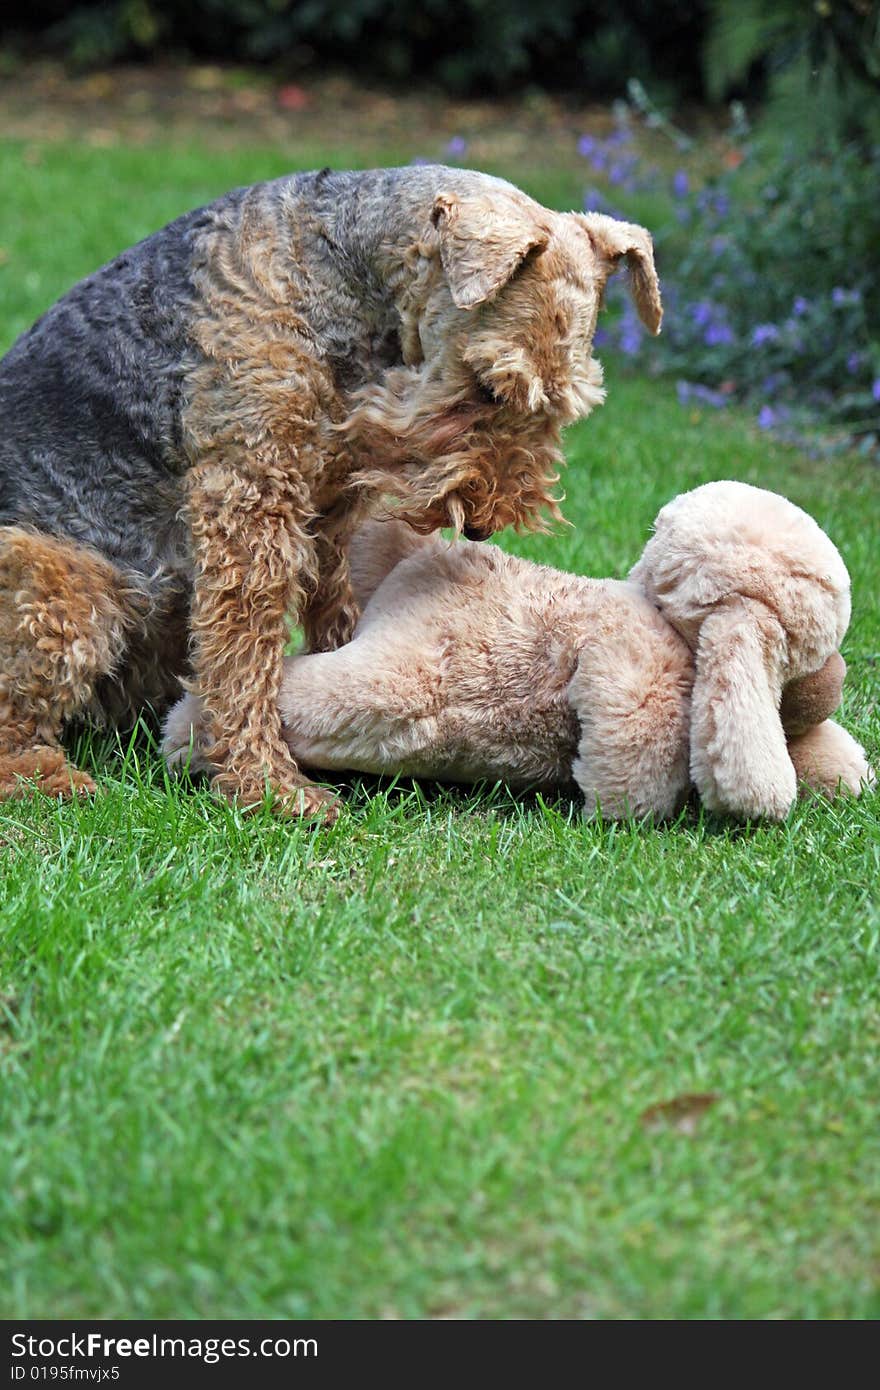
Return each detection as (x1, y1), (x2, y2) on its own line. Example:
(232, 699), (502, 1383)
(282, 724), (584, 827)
(832, 286), (861, 306)
(713, 192), (730, 218)
(792, 296), (809, 317)
(689, 300), (714, 328)
(446, 136), (467, 158)
(577, 135), (596, 157)
(758, 405), (776, 429)
(619, 324), (643, 355)
(618, 304), (643, 356)
(672, 169), (689, 198)
(751, 323), (779, 347)
(583, 188), (624, 219)
(593, 326), (610, 348)
(873, 378), (880, 402)
(676, 380), (727, 409)
(704, 322), (734, 347)
(847, 352), (863, 374)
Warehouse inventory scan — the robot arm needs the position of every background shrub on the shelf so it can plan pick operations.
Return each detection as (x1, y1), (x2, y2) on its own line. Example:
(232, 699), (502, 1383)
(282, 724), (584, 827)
(589, 114), (880, 454)
(2, 1), (710, 98)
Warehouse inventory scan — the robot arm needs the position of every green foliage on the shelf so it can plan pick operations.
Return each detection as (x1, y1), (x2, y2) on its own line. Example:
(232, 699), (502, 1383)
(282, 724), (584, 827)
(661, 138), (880, 446)
(589, 106), (880, 451)
(3, 1), (709, 97)
(705, 0), (880, 140)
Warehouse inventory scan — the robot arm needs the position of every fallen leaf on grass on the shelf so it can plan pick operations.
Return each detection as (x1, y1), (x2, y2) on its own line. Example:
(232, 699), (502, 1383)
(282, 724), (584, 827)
(640, 1092), (719, 1135)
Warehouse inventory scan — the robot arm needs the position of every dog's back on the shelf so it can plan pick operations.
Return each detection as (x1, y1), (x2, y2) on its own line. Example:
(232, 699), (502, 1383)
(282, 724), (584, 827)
(0, 200), (218, 576)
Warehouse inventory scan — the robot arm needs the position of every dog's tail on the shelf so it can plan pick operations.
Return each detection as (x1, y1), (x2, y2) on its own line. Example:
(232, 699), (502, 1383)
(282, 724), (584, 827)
(347, 518), (439, 610)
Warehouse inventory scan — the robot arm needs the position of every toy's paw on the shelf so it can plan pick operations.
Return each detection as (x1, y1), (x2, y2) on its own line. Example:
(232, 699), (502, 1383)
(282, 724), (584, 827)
(162, 694), (214, 777)
(788, 720), (875, 800)
(695, 746), (797, 822)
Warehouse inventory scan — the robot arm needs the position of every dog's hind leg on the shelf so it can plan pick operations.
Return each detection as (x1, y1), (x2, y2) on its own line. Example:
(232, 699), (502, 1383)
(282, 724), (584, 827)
(301, 524), (360, 655)
(0, 528), (132, 798)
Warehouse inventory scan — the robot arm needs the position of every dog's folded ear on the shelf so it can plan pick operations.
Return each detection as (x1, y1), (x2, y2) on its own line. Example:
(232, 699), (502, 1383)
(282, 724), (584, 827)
(579, 212), (663, 334)
(430, 191), (550, 310)
(689, 596), (797, 821)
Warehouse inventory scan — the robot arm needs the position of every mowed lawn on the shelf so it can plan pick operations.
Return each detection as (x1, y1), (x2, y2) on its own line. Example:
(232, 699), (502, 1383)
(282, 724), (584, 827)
(0, 139), (878, 1320)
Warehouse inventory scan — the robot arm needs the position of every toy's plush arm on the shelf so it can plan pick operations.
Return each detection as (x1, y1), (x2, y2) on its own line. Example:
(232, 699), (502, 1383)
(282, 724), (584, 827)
(347, 519), (438, 612)
(780, 652), (845, 736)
(690, 595), (797, 820)
(277, 639), (441, 775)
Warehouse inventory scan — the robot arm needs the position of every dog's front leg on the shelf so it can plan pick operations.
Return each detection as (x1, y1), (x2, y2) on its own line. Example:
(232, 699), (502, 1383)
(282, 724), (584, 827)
(185, 460), (337, 819)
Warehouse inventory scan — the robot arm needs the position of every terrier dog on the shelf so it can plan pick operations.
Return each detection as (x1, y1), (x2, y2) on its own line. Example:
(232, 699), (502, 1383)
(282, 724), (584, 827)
(0, 165), (661, 815)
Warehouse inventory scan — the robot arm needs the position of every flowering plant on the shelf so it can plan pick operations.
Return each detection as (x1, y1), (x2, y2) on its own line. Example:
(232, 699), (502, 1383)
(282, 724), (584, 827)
(583, 111), (880, 455)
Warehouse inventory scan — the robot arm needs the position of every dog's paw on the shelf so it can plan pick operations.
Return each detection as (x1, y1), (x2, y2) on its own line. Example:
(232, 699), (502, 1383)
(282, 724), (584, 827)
(0, 747), (98, 800)
(305, 606), (359, 653)
(211, 770), (340, 823)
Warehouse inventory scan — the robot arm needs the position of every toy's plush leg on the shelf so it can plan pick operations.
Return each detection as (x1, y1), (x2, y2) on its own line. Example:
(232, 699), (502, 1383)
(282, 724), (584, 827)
(570, 613), (693, 820)
(788, 719), (875, 799)
(690, 597), (796, 820)
(163, 632), (435, 782)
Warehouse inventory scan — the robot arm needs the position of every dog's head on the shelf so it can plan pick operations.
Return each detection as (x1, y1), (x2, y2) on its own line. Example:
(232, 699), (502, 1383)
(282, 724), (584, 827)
(344, 181), (661, 538)
(422, 192), (661, 424)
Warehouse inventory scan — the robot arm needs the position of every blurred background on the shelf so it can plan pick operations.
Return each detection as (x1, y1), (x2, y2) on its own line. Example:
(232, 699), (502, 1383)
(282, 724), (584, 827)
(1, 1), (878, 454)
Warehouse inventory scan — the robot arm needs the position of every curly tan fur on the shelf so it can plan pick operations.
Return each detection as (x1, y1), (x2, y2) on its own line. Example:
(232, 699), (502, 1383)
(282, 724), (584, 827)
(0, 528), (146, 797)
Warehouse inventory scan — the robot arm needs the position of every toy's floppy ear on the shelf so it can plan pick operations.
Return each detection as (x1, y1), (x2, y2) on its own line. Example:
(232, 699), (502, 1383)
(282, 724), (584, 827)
(579, 212), (663, 334)
(690, 596), (796, 821)
(431, 191), (550, 310)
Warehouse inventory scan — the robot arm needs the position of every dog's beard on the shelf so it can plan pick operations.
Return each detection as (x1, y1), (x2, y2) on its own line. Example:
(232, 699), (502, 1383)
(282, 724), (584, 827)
(340, 367), (566, 536)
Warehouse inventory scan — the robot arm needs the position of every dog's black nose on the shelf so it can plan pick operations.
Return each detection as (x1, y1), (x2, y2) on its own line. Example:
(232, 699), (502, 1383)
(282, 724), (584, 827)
(463, 524), (494, 542)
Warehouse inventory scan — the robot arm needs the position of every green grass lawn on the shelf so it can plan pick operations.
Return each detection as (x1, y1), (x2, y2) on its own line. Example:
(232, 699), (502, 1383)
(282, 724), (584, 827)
(1, 138), (879, 1320)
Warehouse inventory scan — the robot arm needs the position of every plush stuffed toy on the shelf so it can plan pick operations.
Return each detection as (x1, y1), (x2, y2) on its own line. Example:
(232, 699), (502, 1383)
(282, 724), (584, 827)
(163, 481), (874, 820)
